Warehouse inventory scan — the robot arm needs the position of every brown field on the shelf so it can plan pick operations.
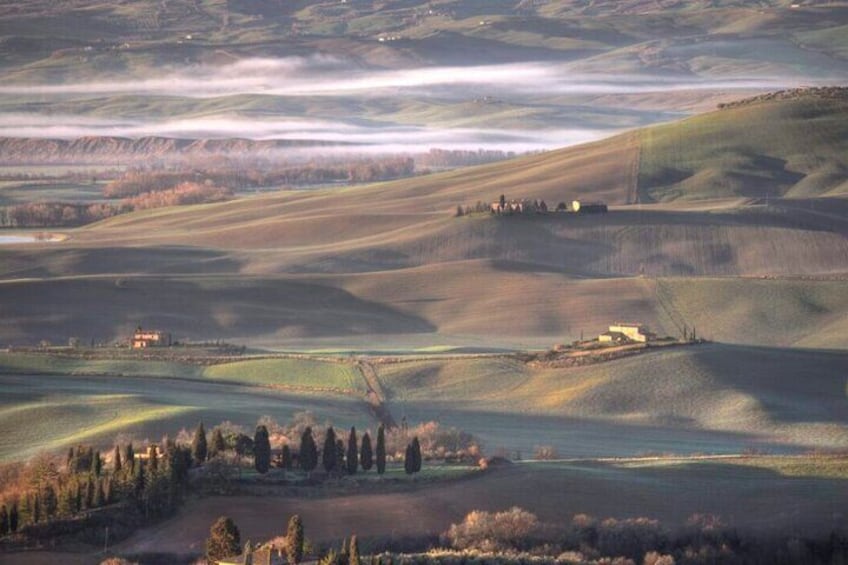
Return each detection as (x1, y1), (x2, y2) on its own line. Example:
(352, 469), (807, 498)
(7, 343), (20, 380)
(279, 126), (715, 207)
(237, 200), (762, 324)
(5, 457), (839, 564)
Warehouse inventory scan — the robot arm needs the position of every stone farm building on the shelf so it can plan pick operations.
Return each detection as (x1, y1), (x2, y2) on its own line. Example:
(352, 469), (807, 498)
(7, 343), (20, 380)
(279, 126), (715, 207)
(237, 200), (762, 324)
(599, 323), (656, 344)
(131, 326), (172, 349)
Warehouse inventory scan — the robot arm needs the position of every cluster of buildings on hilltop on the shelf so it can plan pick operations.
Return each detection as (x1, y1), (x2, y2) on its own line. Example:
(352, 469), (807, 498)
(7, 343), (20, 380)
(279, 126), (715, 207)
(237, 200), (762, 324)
(489, 195), (608, 215)
(598, 323), (656, 344)
(131, 326), (171, 349)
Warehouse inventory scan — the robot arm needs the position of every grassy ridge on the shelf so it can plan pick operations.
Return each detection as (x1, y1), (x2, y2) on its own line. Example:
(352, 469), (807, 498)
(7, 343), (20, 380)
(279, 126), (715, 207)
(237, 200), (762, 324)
(638, 95), (848, 201)
(377, 344), (848, 456)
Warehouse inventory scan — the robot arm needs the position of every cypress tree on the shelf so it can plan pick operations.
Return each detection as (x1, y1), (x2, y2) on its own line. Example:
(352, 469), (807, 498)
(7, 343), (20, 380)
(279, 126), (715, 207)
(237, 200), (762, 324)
(32, 492), (40, 524)
(286, 514), (304, 565)
(244, 540), (254, 565)
(148, 445), (159, 473)
(206, 515), (241, 564)
(85, 476), (95, 509)
(346, 427), (358, 475)
(349, 534), (361, 565)
(113, 445), (122, 474)
(404, 443), (415, 475)
(58, 484), (75, 517)
(94, 479), (105, 508)
(66, 447), (75, 471)
(103, 477), (113, 505)
(42, 483), (58, 518)
(0, 504), (8, 535)
(9, 501), (18, 533)
(74, 481), (83, 512)
(91, 450), (102, 477)
(281, 444), (293, 471)
(192, 421), (208, 466)
(254, 425), (271, 474)
(360, 432), (373, 472)
(124, 443), (135, 475)
(336, 439), (346, 472)
(322, 427), (337, 473)
(133, 461), (146, 503)
(375, 425), (386, 475)
(411, 436), (422, 473)
(18, 493), (31, 527)
(210, 428), (226, 459)
(300, 427), (317, 475)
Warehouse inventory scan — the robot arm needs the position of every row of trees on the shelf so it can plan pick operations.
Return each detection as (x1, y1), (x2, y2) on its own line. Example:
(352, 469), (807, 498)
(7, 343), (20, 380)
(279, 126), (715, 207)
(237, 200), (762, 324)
(188, 420), (423, 477)
(103, 156), (417, 198)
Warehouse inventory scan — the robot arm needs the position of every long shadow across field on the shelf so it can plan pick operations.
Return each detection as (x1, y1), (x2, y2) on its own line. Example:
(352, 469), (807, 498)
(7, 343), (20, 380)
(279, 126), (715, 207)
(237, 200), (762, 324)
(112, 459), (848, 557)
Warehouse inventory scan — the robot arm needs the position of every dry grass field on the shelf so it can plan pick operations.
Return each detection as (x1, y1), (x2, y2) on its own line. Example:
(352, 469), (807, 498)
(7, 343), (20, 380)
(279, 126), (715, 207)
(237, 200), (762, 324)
(102, 456), (848, 556)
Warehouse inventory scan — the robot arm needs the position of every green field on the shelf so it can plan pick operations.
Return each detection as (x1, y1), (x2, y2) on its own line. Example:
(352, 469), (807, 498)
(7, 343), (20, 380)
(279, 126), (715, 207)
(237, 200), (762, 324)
(0, 370), (375, 462)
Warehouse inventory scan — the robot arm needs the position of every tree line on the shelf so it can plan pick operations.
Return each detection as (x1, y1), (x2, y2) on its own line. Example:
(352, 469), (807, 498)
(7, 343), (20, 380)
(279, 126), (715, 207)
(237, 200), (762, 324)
(194, 420), (422, 478)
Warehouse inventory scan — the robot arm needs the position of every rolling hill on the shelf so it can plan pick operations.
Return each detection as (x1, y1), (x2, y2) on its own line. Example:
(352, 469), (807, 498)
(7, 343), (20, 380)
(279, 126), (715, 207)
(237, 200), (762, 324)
(1, 91), (846, 348)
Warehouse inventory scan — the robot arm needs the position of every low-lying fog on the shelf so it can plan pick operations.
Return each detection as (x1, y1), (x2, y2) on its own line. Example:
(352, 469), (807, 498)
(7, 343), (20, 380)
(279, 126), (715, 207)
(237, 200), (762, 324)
(0, 57), (816, 153)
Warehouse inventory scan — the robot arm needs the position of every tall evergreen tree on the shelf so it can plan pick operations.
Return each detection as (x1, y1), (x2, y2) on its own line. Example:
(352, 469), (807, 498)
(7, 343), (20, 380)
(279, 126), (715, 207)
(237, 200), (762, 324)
(94, 478), (105, 508)
(404, 443), (415, 475)
(32, 492), (40, 524)
(124, 443), (135, 475)
(375, 425), (386, 475)
(349, 534), (361, 565)
(148, 445), (159, 473)
(85, 476), (95, 509)
(346, 427), (359, 475)
(103, 477), (113, 505)
(74, 481), (83, 512)
(300, 427), (318, 475)
(322, 427), (337, 473)
(286, 514), (305, 565)
(91, 450), (102, 477)
(411, 436), (422, 473)
(113, 445), (122, 474)
(360, 432), (373, 472)
(133, 461), (146, 504)
(210, 428), (226, 459)
(192, 421), (208, 466)
(0, 504), (8, 535)
(281, 444), (293, 471)
(336, 439), (346, 472)
(9, 501), (18, 533)
(18, 493), (31, 527)
(206, 515), (241, 564)
(254, 425), (271, 474)
(41, 483), (57, 518)
(243, 540), (254, 565)
(58, 484), (75, 517)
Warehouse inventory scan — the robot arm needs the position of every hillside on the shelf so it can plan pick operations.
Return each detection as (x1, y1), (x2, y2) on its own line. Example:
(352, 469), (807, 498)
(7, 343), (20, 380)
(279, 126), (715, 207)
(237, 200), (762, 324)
(375, 343), (848, 456)
(638, 88), (848, 201)
(0, 93), (847, 347)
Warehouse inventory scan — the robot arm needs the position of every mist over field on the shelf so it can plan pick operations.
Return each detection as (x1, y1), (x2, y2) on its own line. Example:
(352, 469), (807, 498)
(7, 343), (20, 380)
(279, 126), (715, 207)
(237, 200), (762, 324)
(0, 57), (816, 153)
(0, 57), (801, 98)
(0, 113), (608, 153)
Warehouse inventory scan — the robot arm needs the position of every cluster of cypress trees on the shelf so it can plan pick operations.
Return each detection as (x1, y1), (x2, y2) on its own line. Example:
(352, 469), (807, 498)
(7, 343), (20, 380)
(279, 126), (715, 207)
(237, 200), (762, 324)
(0, 437), (195, 537)
(320, 534), (362, 565)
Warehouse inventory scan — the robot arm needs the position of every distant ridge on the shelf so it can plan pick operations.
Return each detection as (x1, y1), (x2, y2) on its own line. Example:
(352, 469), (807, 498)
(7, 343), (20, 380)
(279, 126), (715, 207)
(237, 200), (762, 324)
(717, 86), (848, 110)
(0, 136), (352, 164)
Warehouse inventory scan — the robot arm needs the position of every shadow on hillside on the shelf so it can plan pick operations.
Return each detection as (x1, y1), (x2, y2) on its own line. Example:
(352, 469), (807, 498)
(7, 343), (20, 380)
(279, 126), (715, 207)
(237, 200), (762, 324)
(1, 245), (244, 277)
(392, 401), (799, 459)
(688, 343), (848, 426)
(0, 275), (436, 345)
